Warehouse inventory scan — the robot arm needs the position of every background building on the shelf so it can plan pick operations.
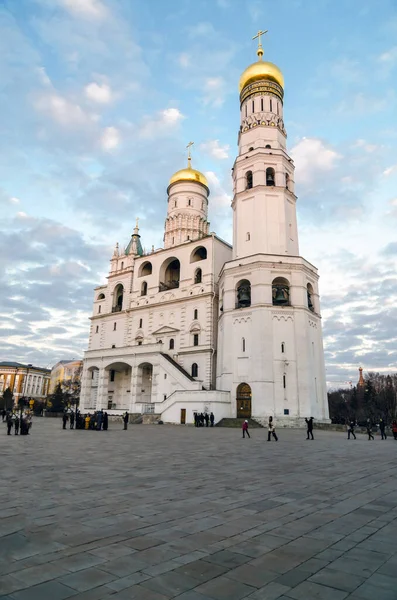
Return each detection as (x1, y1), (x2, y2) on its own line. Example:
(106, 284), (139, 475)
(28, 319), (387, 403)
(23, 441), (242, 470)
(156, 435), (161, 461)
(49, 359), (83, 394)
(0, 362), (51, 404)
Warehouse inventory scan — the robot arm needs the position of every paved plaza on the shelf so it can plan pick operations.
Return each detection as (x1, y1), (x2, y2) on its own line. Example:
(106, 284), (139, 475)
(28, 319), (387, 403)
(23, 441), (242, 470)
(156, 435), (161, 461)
(0, 420), (396, 600)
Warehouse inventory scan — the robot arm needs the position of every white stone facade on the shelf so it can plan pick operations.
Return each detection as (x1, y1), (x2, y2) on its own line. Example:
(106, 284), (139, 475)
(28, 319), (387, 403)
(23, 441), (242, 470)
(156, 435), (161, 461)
(80, 52), (329, 426)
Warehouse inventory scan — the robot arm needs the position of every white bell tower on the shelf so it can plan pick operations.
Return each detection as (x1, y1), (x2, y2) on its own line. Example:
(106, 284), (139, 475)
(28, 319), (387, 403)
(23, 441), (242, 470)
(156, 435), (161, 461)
(217, 31), (329, 425)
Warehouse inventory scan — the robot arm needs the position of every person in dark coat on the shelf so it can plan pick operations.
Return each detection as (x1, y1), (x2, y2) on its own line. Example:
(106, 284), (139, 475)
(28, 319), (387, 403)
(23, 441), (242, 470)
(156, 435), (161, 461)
(2, 409), (6, 422)
(242, 419), (250, 439)
(62, 412), (68, 430)
(210, 412), (214, 427)
(96, 410), (103, 431)
(366, 419), (374, 440)
(103, 412), (108, 431)
(267, 416), (278, 441)
(204, 413), (210, 427)
(6, 413), (13, 435)
(123, 411), (129, 430)
(70, 411), (75, 430)
(305, 417), (314, 440)
(347, 420), (356, 440)
(14, 415), (20, 435)
(379, 418), (387, 440)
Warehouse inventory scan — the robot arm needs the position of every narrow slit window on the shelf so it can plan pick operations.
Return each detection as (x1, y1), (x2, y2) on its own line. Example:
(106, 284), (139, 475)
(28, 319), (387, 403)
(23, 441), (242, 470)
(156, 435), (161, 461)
(281, 342), (285, 353)
(245, 104), (247, 117)
(96, 326), (99, 334)
(193, 333), (199, 346)
(283, 375), (286, 389)
(242, 337), (246, 352)
(261, 98), (263, 111)
(246, 232), (250, 241)
(113, 322), (117, 331)
(98, 305), (101, 314)
(270, 98), (273, 112)
(252, 100), (254, 113)
(139, 318), (143, 328)
(194, 309), (198, 320)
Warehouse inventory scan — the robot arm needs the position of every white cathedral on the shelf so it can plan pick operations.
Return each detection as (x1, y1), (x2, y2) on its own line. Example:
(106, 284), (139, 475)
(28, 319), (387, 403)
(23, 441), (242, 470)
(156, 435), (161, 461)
(80, 38), (330, 426)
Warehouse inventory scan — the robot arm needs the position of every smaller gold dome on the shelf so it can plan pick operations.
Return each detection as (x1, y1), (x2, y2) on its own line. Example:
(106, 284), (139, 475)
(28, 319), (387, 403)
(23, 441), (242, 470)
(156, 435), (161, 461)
(169, 159), (208, 189)
(239, 60), (284, 92)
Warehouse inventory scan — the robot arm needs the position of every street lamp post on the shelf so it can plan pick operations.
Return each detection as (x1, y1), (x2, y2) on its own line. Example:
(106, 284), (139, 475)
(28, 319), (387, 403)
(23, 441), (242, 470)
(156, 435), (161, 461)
(21, 364), (33, 427)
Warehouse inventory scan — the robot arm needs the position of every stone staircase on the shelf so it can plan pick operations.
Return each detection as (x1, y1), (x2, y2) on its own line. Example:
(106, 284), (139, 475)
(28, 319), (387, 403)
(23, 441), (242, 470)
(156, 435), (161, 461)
(216, 418), (263, 428)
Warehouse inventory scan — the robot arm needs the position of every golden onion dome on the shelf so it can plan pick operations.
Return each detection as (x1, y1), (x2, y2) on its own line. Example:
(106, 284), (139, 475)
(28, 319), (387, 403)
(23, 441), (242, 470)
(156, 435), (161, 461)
(239, 59), (284, 92)
(169, 158), (208, 189)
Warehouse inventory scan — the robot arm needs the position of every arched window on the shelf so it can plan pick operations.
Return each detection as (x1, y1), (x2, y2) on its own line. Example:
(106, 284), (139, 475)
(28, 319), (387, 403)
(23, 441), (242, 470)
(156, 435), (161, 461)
(121, 261), (124, 269)
(190, 247), (207, 263)
(285, 173), (289, 190)
(266, 167), (275, 186)
(272, 277), (290, 306)
(159, 257), (180, 290)
(113, 322), (117, 331)
(191, 363), (198, 378)
(193, 334), (199, 346)
(307, 283), (315, 312)
(249, 146), (254, 151)
(194, 309), (198, 320)
(98, 305), (101, 314)
(242, 337), (246, 353)
(194, 268), (202, 284)
(98, 293), (105, 300)
(139, 261), (152, 277)
(141, 281), (148, 296)
(265, 144), (271, 149)
(281, 342), (285, 353)
(113, 284), (124, 312)
(246, 171), (253, 189)
(236, 279), (251, 308)
(169, 338), (174, 350)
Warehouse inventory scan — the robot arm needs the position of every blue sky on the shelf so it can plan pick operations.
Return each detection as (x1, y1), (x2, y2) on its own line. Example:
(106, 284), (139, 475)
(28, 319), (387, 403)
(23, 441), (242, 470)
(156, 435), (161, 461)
(1, 0), (397, 387)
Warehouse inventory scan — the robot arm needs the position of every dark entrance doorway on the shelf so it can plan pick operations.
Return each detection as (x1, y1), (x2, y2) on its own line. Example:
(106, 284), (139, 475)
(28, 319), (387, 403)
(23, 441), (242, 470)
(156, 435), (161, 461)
(180, 408), (186, 424)
(236, 383), (252, 418)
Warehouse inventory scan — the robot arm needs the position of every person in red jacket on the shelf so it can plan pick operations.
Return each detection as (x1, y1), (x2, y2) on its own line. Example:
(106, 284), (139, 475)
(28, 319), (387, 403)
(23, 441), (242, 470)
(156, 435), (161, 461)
(392, 420), (397, 440)
(242, 419), (250, 439)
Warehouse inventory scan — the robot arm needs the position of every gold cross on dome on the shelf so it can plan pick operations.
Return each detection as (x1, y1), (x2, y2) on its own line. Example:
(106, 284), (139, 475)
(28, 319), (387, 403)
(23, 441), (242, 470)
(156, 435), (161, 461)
(252, 29), (268, 59)
(186, 141), (194, 159)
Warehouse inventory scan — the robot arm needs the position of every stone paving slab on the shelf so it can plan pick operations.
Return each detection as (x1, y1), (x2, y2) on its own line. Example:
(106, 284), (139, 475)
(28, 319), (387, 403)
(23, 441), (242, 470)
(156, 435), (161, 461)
(1, 419), (397, 599)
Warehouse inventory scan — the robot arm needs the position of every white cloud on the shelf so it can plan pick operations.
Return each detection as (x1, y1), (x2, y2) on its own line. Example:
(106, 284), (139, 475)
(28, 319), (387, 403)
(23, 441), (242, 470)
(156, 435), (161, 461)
(290, 138), (341, 184)
(200, 140), (229, 160)
(85, 82), (112, 104)
(16, 211), (28, 218)
(352, 139), (379, 153)
(60, 0), (107, 19)
(34, 93), (96, 127)
(384, 164), (397, 176)
(203, 77), (225, 107)
(379, 46), (397, 64)
(139, 108), (185, 139)
(10, 197), (20, 204)
(100, 126), (120, 151)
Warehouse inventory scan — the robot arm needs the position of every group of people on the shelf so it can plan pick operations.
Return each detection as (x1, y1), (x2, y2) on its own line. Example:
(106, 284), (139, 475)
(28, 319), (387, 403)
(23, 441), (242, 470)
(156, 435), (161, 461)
(4, 410), (32, 435)
(62, 409), (110, 431)
(194, 412), (215, 427)
(242, 416), (314, 440)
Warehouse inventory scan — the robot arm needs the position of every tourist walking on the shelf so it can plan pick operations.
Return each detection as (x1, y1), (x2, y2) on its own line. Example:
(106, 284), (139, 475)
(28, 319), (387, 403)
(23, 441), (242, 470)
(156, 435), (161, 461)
(347, 420), (356, 440)
(242, 419), (250, 439)
(204, 413), (210, 427)
(267, 416), (278, 441)
(366, 419), (374, 440)
(123, 411), (129, 430)
(14, 414), (20, 435)
(305, 417), (314, 440)
(6, 413), (13, 435)
(210, 412), (214, 427)
(96, 410), (103, 431)
(379, 418), (387, 440)
(392, 420), (397, 440)
(103, 412), (109, 431)
(62, 412), (68, 430)
(70, 411), (75, 429)
(2, 408), (6, 422)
